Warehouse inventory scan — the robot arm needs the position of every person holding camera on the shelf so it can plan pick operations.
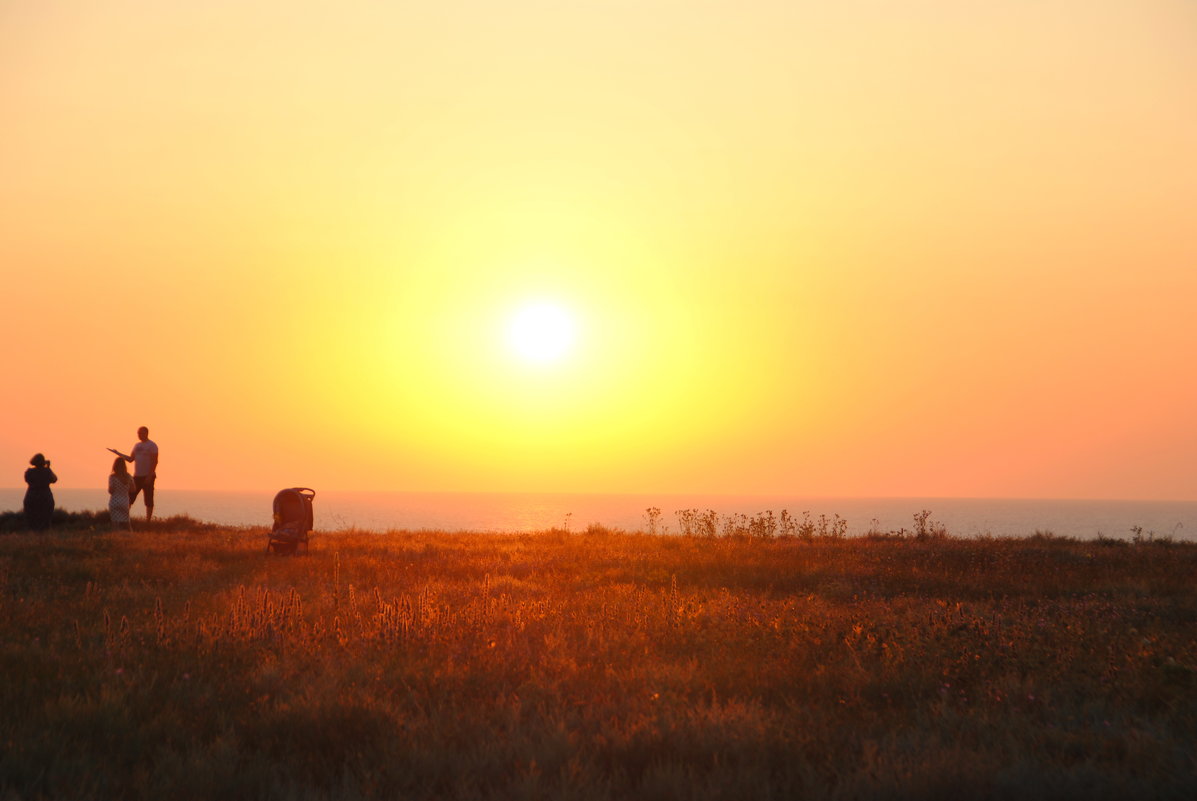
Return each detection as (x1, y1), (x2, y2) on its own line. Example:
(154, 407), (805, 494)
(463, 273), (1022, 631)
(23, 453), (57, 530)
(108, 426), (158, 521)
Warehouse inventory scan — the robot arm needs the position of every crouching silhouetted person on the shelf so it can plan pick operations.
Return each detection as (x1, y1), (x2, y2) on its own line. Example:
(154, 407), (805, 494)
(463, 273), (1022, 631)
(23, 453), (57, 530)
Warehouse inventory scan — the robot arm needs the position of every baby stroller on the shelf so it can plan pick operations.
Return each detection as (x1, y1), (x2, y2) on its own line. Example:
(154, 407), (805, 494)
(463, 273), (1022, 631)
(267, 487), (315, 555)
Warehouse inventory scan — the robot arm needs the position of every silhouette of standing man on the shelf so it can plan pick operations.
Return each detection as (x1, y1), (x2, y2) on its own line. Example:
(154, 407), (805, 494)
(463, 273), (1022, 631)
(109, 426), (158, 521)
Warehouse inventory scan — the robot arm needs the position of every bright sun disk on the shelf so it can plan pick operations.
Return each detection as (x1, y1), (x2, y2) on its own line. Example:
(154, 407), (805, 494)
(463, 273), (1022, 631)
(506, 302), (576, 364)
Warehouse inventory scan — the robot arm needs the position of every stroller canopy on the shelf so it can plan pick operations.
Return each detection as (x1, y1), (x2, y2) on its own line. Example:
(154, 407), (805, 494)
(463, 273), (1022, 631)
(273, 487), (315, 533)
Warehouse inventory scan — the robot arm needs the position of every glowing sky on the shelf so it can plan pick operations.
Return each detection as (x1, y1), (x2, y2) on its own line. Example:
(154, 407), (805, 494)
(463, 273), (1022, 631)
(2, 1), (1195, 499)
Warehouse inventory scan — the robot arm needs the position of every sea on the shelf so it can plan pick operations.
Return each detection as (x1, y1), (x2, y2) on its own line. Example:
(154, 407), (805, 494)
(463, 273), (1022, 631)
(2, 488), (1195, 541)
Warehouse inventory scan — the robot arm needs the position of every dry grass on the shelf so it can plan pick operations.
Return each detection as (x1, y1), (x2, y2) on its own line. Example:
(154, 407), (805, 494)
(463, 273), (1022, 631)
(1, 524), (1195, 800)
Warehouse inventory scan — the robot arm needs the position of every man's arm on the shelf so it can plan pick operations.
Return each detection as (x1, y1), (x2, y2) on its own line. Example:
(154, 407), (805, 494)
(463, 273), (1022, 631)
(107, 447), (132, 461)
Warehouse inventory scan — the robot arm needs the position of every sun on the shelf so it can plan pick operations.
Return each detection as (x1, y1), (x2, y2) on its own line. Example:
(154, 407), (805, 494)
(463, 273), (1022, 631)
(506, 302), (577, 364)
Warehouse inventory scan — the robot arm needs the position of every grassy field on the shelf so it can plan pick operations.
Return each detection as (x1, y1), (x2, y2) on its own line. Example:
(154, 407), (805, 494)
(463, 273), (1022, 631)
(1, 518), (1195, 800)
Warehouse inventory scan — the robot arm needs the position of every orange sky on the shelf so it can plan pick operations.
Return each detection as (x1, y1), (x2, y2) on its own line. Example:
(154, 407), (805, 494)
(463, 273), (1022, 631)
(2, 1), (1195, 499)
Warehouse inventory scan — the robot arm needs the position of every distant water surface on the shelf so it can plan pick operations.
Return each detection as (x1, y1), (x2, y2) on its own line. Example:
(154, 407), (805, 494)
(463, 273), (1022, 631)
(1, 488), (1194, 541)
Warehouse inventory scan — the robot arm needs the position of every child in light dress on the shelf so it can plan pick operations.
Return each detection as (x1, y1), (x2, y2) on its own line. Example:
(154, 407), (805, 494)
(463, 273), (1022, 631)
(108, 457), (133, 530)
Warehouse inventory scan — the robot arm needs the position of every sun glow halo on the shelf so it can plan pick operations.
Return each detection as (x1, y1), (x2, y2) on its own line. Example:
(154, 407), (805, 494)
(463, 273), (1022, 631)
(506, 302), (577, 365)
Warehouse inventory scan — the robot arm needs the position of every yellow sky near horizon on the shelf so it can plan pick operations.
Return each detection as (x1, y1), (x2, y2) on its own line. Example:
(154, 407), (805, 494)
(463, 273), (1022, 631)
(2, 0), (1195, 499)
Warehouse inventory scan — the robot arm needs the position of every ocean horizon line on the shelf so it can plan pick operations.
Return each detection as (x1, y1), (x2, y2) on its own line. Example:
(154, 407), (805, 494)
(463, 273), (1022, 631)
(2, 488), (1195, 541)
(3, 486), (1194, 505)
